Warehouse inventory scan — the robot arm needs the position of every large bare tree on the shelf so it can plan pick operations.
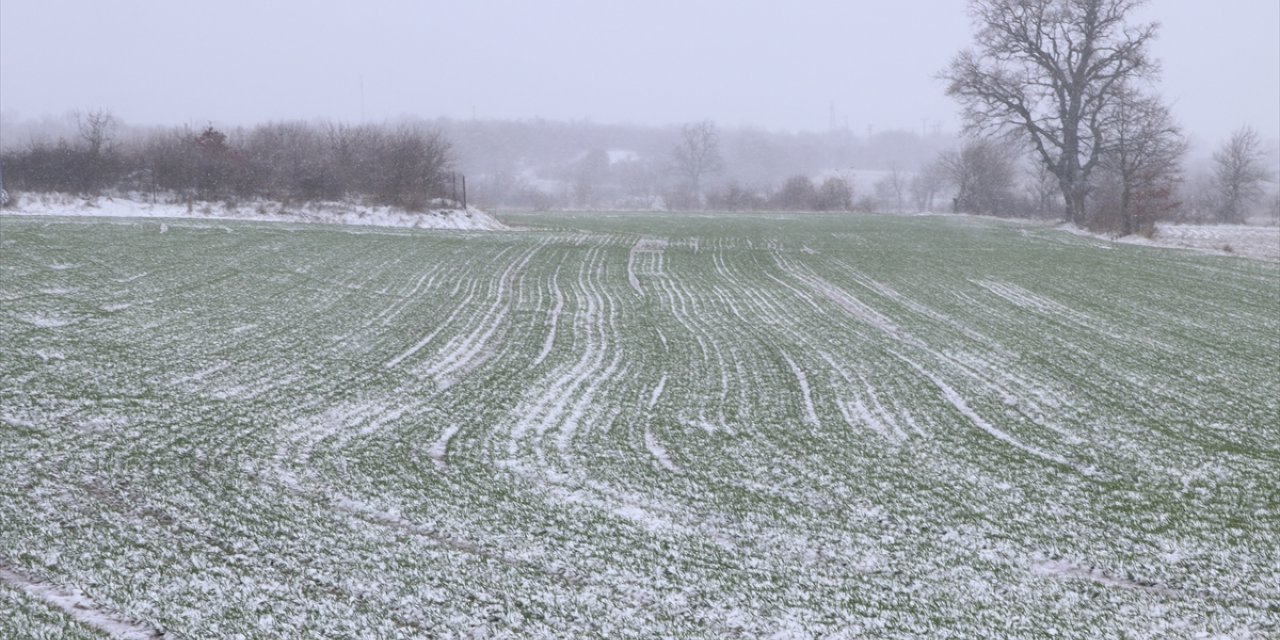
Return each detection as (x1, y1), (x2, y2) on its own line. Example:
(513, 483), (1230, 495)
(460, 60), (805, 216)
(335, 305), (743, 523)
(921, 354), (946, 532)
(944, 0), (1159, 227)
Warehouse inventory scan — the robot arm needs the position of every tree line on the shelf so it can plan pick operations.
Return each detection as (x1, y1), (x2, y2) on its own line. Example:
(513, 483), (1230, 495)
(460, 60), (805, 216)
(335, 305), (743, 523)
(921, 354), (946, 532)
(1, 115), (455, 210)
(467, 111), (1272, 229)
(4, 12), (1275, 236)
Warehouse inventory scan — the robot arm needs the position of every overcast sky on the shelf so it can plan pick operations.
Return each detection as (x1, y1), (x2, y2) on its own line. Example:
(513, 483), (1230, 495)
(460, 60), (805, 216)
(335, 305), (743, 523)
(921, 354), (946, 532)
(2, 0), (1277, 146)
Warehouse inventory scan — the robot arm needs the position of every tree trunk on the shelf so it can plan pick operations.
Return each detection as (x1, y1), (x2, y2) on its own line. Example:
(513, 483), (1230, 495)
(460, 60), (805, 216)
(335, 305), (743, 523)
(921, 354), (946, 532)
(1119, 182), (1133, 236)
(1066, 190), (1088, 227)
(1057, 169), (1089, 228)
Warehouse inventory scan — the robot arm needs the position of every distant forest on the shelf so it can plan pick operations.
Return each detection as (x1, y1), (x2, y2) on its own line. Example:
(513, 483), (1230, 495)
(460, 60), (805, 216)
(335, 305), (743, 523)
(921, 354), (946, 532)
(2, 111), (1276, 233)
(0, 112), (951, 211)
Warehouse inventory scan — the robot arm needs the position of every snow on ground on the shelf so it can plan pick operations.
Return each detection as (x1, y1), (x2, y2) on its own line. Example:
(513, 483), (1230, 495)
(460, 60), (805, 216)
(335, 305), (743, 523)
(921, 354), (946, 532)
(0, 567), (162, 640)
(2, 210), (1277, 637)
(3, 192), (508, 231)
(1063, 221), (1280, 262)
(1139, 223), (1280, 261)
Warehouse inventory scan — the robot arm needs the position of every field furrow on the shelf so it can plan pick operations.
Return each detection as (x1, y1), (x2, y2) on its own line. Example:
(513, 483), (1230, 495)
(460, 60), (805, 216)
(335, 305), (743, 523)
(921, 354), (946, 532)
(3, 212), (1277, 638)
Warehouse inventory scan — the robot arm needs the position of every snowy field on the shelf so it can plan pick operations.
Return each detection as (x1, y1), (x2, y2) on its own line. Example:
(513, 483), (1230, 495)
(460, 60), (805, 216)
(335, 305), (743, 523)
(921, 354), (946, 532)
(2, 211), (1278, 638)
(1136, 223), (1280, 262)
(7, 193), (507, 231)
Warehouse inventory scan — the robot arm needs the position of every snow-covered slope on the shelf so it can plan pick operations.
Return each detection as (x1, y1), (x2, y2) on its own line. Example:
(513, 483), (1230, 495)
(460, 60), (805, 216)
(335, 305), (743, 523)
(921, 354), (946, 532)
(1058, 221), (1280, 262)
(2, 193), (508, 231)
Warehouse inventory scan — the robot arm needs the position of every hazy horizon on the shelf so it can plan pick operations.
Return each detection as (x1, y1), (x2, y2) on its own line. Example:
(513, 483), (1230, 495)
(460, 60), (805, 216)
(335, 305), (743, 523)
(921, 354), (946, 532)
(2, 0), (1277, 146)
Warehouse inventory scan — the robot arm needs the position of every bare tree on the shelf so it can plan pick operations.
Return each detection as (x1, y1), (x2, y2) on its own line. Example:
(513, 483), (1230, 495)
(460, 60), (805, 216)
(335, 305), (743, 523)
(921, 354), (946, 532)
(939, 139), (1017, 215)
(375, 125), (453, 210)
(874, 164), (907, 212)
(76, 109), (118, 157)
(1212, 126), (1272, 224)
(193, 125), (232, 201)
(1092, 86), (1185, 235)
(910, 160), (946, 212)
(75, 108), (119, 194)
(707, 180), (767, 211)
(944, 0), (1159, 227)
(773, 175), (817, 210)
(671, 120), (724, 205)
(815, 176), (853, 211)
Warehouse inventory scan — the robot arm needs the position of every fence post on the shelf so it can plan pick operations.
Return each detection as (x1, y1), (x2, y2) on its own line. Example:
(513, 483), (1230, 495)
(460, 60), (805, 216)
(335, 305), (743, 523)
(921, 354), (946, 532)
(461, 175), (467, 210)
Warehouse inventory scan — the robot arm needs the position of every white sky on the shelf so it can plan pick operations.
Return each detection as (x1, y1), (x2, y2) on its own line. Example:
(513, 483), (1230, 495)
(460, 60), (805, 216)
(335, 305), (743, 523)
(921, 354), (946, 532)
(1, 0), (1277, 145)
